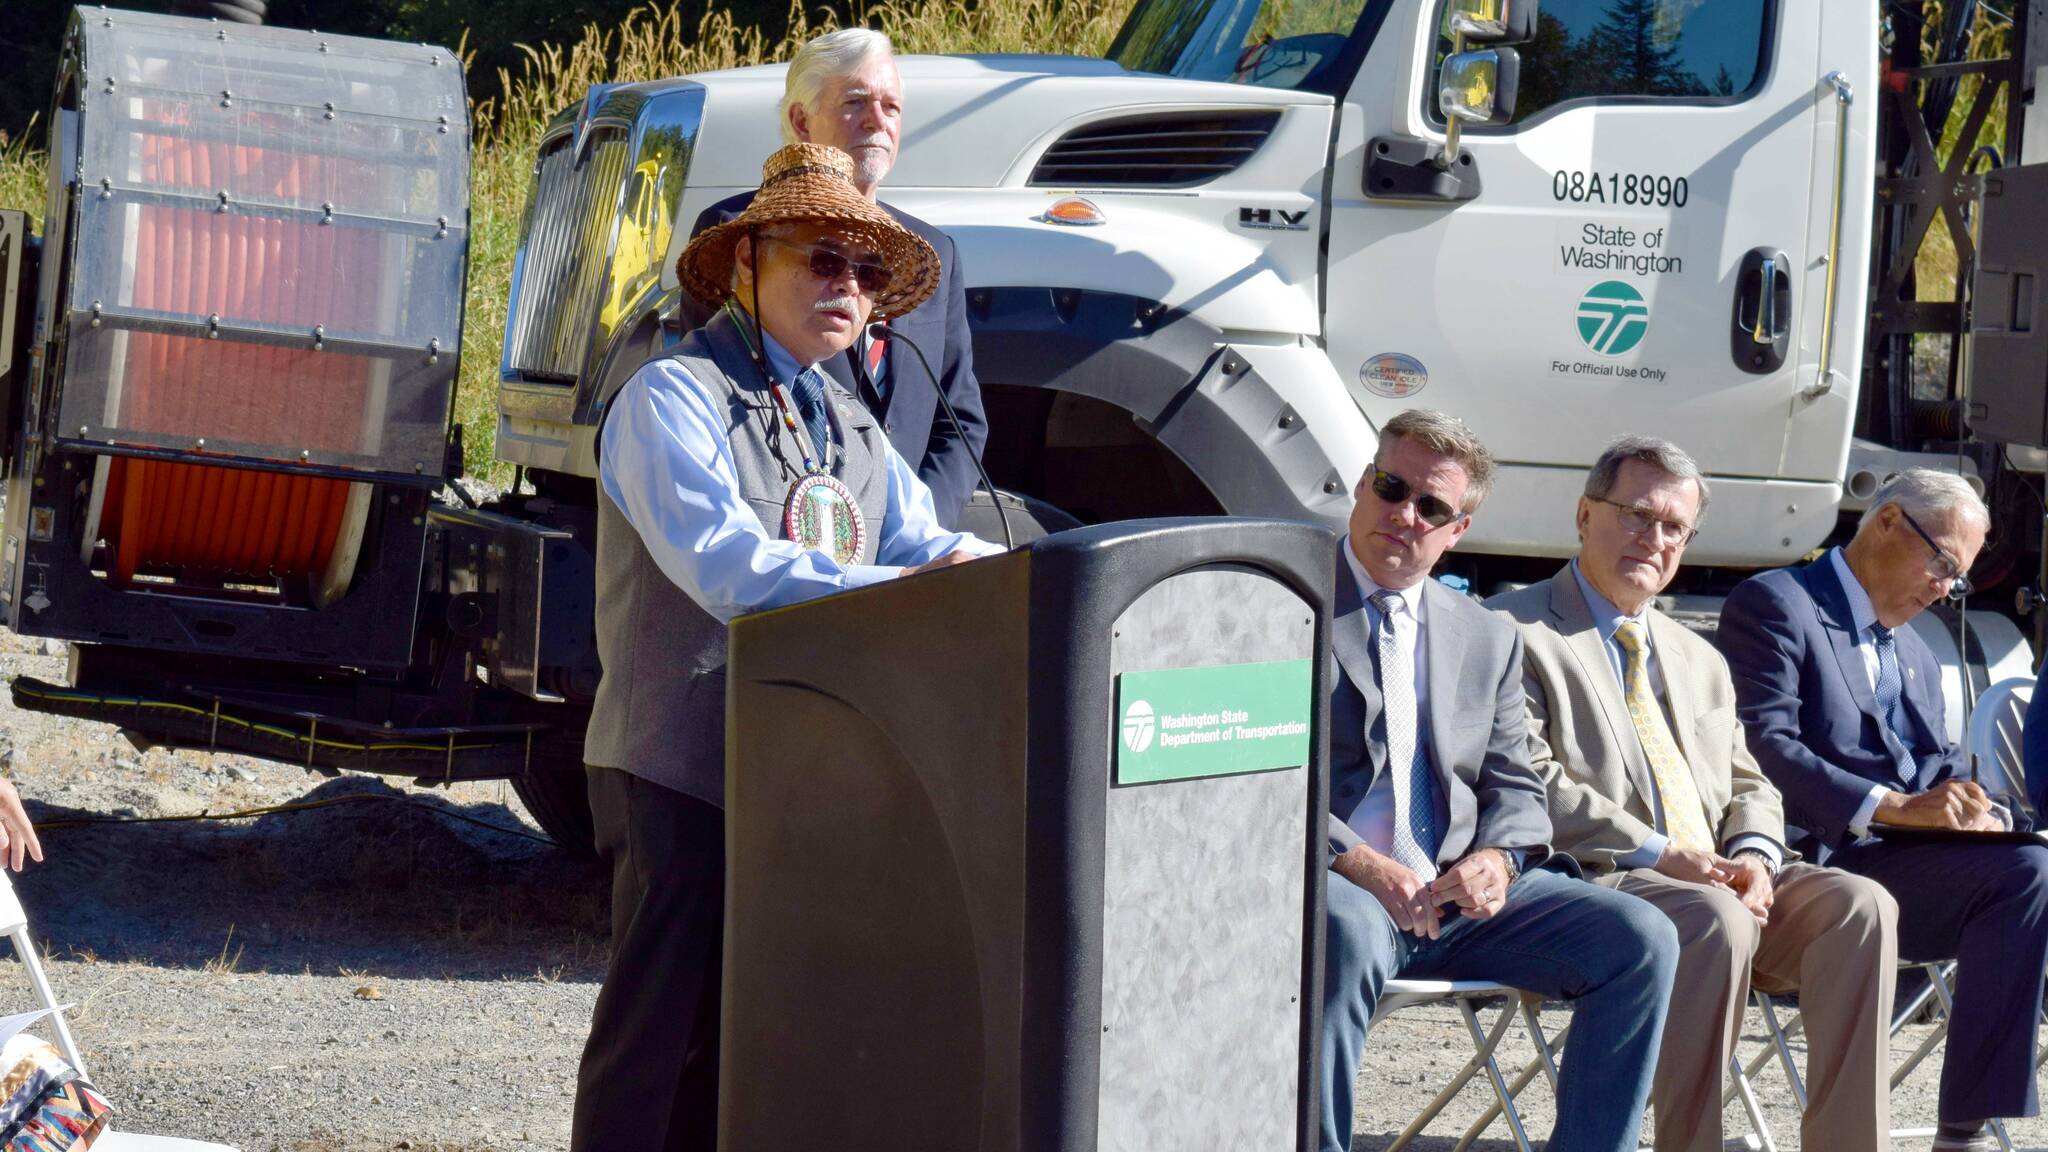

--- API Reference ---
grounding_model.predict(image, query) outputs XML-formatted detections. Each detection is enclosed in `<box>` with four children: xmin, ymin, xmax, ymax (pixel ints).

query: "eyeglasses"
<box><xmin>1588</xmin><ymin>496</ymin><xmax>1699</xmax><ymax>545</ymax></box>
<box><xmin>1368</xmin><ymin>467</ymin><xmax>1464</xmax><ymax>529</ymax></box>
<box><xmin>1898</xmin><ymin>508</ymin><xmax>1974</xmax><ymax>597</ymax></box>
<box><xmin>758</xmin><ymin>236</ymin><xmax>891</xmax><ymax>295</ymax></box>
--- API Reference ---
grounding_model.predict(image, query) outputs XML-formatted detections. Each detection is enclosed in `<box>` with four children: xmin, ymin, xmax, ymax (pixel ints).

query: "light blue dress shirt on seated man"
<box><xmin>600</xmin><ymin>323</ymin><xmax>1003</xmax><ymax>623</ymax></box>
<box><xmin>1569</xmin><ymin>560</ymin><xmax>1784</xmax><ymax>869</ymax></box>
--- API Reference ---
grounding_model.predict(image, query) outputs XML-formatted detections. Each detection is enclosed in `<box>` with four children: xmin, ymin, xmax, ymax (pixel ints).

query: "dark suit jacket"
<box><xmin>1718</xmin><ymin>553</ymin><xmax>2022</xmax><ymax>862</ymax></box>
<box><xmin>1326</xmin><ymin>553</ymin><xmax>1556</xmax><ymax>872</ymax></box>
<box><xmin>2025</xmin><ymin>663</ymin><xmax>2048</xmax><ymax>815</ymax></box>
<box><xmin>689</xmin><ymin>193</ymin><xmax>989</xmax><ymax>529</ymax></box>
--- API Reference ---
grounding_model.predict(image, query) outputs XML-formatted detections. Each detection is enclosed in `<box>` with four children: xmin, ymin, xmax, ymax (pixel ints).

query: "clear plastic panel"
<box><xmin>59</xmin><ymin>7</ymin><xmax>468</xmax><ymax>478</ymax></box>
<box><xmin>61</xmin><ymin>322</ymin><xmax>454</xmax><ymax>475</ymax></box>
<box><xmin>68</xmin><ymin>190</ymin><xmax>462</xmax><ymax>345</ymax></box>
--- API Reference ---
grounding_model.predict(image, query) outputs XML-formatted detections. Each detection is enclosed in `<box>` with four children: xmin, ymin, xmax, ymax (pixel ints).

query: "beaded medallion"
<box><xmin>783</xmin><ymin>473</ymin><xmax>866</xmax><ymax>565</ymax></box>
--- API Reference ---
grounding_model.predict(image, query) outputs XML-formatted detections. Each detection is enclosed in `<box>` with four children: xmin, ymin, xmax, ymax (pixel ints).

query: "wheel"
<box><xmin>512</xmin><ymin>763</ymin><xmax>598</xmax><ymax>858</ymax></box>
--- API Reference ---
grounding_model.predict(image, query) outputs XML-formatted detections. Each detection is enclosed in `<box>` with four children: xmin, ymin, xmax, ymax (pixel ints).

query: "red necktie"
<box><xmin>864</xmin><ymin>334</ymin><xmax>888</xmax><ymax>380</ymax></box>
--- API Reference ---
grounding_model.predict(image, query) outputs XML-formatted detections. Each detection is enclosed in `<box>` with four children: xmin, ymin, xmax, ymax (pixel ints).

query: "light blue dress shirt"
<box><xmin>1569</xmin><ymin>562</ymin><xmax>1782</xmax><ymax>870</ymax></box>
<box><xmin>600</xmin><ymin>323</ymin><xmax>1003</xmax><ymax>625</ymax></box>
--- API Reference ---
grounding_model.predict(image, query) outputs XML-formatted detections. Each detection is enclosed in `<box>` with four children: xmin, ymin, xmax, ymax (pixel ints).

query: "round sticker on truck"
<box><xmin>1360</xmin><ymin>353</ymin><xmax>1429</xmax><ymax>398</ymax></box>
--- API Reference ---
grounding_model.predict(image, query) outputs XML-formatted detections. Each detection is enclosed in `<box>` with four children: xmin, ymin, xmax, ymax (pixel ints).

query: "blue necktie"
<box><xmin>1370</xmin><ymin>590</ymin><xmax>1438</xmax><ymax>879</ymax></box>
<box><xmin>789</xmin><ymin>368</ymin><xmax>832</xmax><ymax>465</ymax></box>
<box><xmin>1872</xmin><ymin>625</ymin><xmax>1914</xmax><ymax>783</ymax></box>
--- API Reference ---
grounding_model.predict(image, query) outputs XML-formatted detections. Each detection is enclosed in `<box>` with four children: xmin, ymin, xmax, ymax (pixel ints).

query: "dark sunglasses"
<box><xmin>759</xmin><ymin>235</ymin><xmax>891</xmax><ymax>295</ymax></box>
<box><xmin>1368</xmin><ymin>467</ymin><xmax>1463</xmax><ymax>529</ymax></box>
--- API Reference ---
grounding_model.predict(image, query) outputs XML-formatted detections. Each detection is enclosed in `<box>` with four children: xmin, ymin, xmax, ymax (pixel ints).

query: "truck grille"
<box><xmin>505</xmin><ymin>129</ymin><xmax>630</xmax><ymax>382</ymax></box>
<box><xmin>1029</xmin><ymin>110</ymin><xmax>1281</xmax><ymax>188</ymax></box>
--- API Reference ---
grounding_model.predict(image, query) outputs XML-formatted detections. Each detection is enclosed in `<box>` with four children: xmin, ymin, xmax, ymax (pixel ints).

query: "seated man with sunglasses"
<box><xmin>575</xmin><ymin>142</ymin><xmax>1003</xmax><ymax>1152</ymax></box>
<box><xmin>1490</xmin><ymin>437</ymin><xmax>1897</xmax><ymax>1152</ymax></box>
<box><xmin>1321</xmin><ymin>409</ymin><xmax>1678</xmax><ymax>1152</ymax></box>
<box><xmin>1720</xmin><ymin>467</ymin><xmax>2048</xmax><ymax>1152</ymax></box>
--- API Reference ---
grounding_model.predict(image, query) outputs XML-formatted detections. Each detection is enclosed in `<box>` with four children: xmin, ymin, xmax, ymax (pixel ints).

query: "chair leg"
<box><xmin>1386</xmin><ymin>996</ymin><xmax>1522</xmax><ymax>1152</ymax></box>
<box><xmin>8</xmin><ymin>927</ymin><xmax>85</xmax><ymax>1080</ymax></box>
<box><xmin>1453</xmin><ymin>998</ymin><xmax>1535</xmax><ymax>1152</ymax></box>
<box><xmin>1456</xmin><ymin>1010</ymin><xmax>1567</xmax><ymax>1145</ymax></box>
<box><xmin>1893</xmin><ymin>963</ymin><xmax>1955</xmax><ymax>1091</ymax></box>
<box><xmin>1725</xmin><ymin>1050</ymin><xmax>1779</xmax><ymax>1152</ymax></box>
<box><xmin>1757</xmin><ymin>991</ymin><xmax>1809</xmax><ymax>1112</ymax></box>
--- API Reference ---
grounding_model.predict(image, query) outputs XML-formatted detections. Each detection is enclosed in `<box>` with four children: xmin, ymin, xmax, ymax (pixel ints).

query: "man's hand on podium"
<box><xmin>903</xmin><ymin>550</ymin><xmax>981</xmax><ymax>577</ymax></box>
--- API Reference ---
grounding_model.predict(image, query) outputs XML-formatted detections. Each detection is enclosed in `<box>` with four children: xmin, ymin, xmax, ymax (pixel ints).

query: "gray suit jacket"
<box><xmin>1326</xmin><ymin>555</ymin><xmax>1555</xmax><ymax>871</ymax></box>
<box><xmin>1488</xmin><ymin>569</ymin><xmax>1787</xmax><ymax>875</ymax></box>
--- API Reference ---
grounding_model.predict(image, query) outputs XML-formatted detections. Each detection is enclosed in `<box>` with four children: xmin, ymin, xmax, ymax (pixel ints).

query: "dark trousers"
<box><xmin>571</xmin><ymin>766</ymin><xmax>724</xmax><ymax>1152</ymax></box>
<box><xmin>1834</xmin><ymin>837</ymin><xmax>2048</xmax><ymax>1122</ymax></box>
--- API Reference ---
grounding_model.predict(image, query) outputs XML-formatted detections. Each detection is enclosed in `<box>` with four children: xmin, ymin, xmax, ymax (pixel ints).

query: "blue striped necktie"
<box><xmin>789</xmin><ymin>367</ymin><xmax>833</xmax><ymax>465</ymax></box>
<box><xmin>1871</xmin><ymin>625</ymin><xmax>1915</xmax><ymax>782</ymax></box>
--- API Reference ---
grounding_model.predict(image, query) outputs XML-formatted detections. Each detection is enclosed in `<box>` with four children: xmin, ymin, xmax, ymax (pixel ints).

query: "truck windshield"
<box><xmin>1108</xmin><ymin>0</ymin><xmax>1370</xmax><ymax>92</ymax></box>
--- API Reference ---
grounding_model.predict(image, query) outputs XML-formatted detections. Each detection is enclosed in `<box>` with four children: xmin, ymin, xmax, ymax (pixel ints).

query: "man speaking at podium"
<box><xmin>571</xmin><ymin>142</ymin><xmax>1002</xmax><ymax>1152</ymax></box>
<box><xmin>1320</xmin><ymin>410</ymin><xmax>1678</xmax><ymax>1152</ymax></box>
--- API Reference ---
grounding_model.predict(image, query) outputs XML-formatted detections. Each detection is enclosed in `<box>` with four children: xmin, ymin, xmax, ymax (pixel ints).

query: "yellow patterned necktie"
<box><xmin>1614</xmin><ymin>620</ymin><xmax>1714</xmax><ymax>852</ymax></box>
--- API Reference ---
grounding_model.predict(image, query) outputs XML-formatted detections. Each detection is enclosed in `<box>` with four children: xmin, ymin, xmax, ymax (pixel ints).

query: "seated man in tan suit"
<box><xmin>1488</xmin><ymin>436</ymin><xmax>1899</xmax><ymax>1152</ymax></box>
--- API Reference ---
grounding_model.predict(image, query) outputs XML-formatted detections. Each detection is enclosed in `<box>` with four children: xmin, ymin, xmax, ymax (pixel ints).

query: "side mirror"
<box><xmin>1446</xmin><ymin>0</ymin><xmax>1539</xmax><ymax>45</ymax></box>
<box><xmin>1439</xmin><ymin>47</ymin><xmax>1521</xmax><ymax>126</ymax></box>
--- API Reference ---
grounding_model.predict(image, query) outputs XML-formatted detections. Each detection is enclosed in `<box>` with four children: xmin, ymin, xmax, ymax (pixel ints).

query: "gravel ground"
<box><xmin>0</xmin><ymin>625</ymin><xmax>2041</xmax><ymax>1149</ymax></box>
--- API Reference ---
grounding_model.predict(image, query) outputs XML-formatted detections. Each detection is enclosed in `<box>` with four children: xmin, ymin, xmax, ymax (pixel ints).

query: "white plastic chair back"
<box><xmin>1969</xmin><ymin>676</ymin><xmax>2035</xmax><ymax>815</ymax></box>
<box><xmin>0</xmin><ymin>870</ymin><xmax>237</xmax><ymax>1151</ymax></box>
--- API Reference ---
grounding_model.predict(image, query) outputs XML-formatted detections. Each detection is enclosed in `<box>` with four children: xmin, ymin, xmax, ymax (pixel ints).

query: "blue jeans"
<box><xmin>1322</xmin><ymin>865</ymin><xmax>1679</xmax><ymax>1152</ymax></box>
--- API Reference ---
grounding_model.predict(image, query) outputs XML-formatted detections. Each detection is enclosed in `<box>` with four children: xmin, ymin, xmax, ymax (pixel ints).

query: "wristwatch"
<box><xmin>1731</xmin><ymin>846</ymin><xmax>1781</xmax><ymax>882</ymax></box>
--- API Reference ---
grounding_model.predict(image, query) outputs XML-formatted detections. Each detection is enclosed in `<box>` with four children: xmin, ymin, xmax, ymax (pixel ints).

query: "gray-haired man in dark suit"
<box><xmin>1320</xmin><ymin>409</ymin><xmax>1678</xmax><ymax>1152</ymax></box>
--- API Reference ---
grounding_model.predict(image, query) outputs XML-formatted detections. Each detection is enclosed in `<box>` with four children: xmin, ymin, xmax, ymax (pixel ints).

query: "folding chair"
<box><xmin>0</xmin><ymin>868</ymin><xmax>238</xmax><ymax>1152</ymax></box>
<box><xmin>1725</xmin><ymin>960</ymin><xmax>2014</xmax><ymax>1152</ymax></box>
<box><xmin>1367</xmin><ymin>978</ymin><xmax>1561</xmax><ymax>1152</ymax></box>
<box><xmin>1968</xmin><ymin>676</ymin><xmax>2035</xmax><ymax>820</ymax></box>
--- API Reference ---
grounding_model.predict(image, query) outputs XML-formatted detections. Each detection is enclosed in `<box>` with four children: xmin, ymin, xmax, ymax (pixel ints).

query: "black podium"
<box><xmin>722</xmin><ymin>518</ymin><xmax>1335</xmax><ymax>1151</ymax></box>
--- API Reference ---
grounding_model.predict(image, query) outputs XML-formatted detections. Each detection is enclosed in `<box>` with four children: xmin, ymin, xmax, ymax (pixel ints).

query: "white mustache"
<box><xmin>846</xmin><ymin>132</ymin><xmax>893</xmax><ymax>151</ymax></box>
<box><xmin>815</xmin><ymin>296</ymin><xmax>861</xmax><ymax>314</ymax></box>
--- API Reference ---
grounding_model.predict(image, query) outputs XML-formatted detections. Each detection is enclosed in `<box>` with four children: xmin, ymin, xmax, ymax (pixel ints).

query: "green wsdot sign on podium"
<box><xmin>1116</xmin><ymin>659</ymin><xmax>1312</xmax><ymax>784</ymax></box>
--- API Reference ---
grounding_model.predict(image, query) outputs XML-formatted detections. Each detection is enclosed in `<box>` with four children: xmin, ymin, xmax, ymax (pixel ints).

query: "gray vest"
<box><xmin>586</xmin><ymin>309</ymin><xmax>890</xmax><ymax>805</ymax></box>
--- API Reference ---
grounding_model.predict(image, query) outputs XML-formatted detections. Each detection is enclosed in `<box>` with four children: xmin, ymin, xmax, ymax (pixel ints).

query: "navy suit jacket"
<box><xmin>1325</xmin><ymin>555</ymin><xmax>1557</xmax><ymax>873</ymax></box>
<box><xmin>688</xmin><ymin>193</ymin><xmax>989</xmax><ymax>529</ymax></box>
<box><xmin>1718</xmin><ymin>554</ymin><xmax>2019</xmax><ymax>862</ymax></box>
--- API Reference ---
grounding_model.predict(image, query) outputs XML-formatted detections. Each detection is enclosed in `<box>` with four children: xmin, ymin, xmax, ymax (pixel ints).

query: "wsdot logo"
<box><xmin>1121</xmin><ymin>700</ymin><xmax>1156</xmax><ymax>753</ymax></box>
<box><xmin>1576</xmin><ymin>279</ymin><xmax>1650</xmax><ymax>356</ymax></box>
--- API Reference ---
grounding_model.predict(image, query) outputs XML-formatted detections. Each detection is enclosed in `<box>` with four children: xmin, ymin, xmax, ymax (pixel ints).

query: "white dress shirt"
<box><xmin>1571</xmin><ymin>562</ymin><xmax>1782</xmax><ymax>870</ymax></box>
<box><xmin>1340</xmin><ymin>540</ymin><xmax>1449</xmax><ymax>855</ymax></box>
<box><xmin>600</xmin><ymin>324</ymin><xmax>1003</xmax><ymax>624</ymax></box>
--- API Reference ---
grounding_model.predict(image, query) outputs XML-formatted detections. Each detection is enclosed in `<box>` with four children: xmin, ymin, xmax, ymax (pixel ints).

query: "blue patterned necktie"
<box><xmin>1370</xmin><ymin>590</ymin><xmax>1438</xmax><ymax>880</ymax></box>
<box><xmin>788</xmin><ymin>367</ymin><xmax>833</xmax><ymax>467</ymax></box>
<box><xmin>1871</xmin><ymin>625</ymin><xmax>1915</xmax><ymax>783</ymax></box>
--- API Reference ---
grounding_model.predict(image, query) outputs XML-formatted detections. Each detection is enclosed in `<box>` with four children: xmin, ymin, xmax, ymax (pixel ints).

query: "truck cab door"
<box><xmin>1323</xmin><ymin>0</ymin><xmax>1877</xmax><ymax>565</ymax></box>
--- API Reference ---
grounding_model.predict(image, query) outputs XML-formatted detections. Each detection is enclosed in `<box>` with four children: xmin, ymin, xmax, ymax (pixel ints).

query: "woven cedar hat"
<box><xmin>678</xmin><ymin>143</ymin><xmax>940</xmax><ymax>318</ymax></box>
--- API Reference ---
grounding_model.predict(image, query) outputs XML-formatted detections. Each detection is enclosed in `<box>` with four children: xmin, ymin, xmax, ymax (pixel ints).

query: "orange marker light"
<box><xmin>1041</xmin><ymin>196</ymin><xmax>1107</xmax><ymax>226</ymax></box>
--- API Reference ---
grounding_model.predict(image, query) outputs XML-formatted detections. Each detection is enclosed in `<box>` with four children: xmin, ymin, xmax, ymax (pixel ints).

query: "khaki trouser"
<box><xmin>1602</xmin><ymin>863</ymin><xmax>1899</xmax><ymax>1152</ymax></box>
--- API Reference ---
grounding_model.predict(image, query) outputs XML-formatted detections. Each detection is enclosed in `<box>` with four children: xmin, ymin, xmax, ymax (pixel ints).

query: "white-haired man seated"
<box><xmin>690</xmin><ymin>28</ymin><xmax>990</xmax><ymax>530</ymax></box>
<box><xmin>1720</xmin><ymin>468</ymin><xmax>2048</xmax><ymax>1151</ymax></box>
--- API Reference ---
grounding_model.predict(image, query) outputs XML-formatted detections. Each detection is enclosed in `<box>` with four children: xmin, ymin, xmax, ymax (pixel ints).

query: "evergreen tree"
<box><xmin>1579</xmin><ymin>0</ymin><xmax>1703</xmax><ymax>97</ymax></box>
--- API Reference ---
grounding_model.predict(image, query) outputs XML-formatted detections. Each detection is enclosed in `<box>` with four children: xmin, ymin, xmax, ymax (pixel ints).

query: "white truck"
<box><xmin>8</xmin><ymin>0</ymin><xmax>2041</xmax><ymax>851</ymax></box>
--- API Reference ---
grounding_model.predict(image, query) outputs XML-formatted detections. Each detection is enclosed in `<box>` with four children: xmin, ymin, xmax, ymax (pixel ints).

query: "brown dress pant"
<box><xmin>1601</xmin><ymin>863</ymin><xmax>1898</xmax><ymax>1152</ymax></box>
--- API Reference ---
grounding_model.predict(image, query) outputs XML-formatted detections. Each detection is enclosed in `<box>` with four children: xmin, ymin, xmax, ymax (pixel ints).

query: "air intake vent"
<box><xmin>506</xmin><ymin>128</ymin><xmax>631</xmax><ymax>383</ymax></box>
<box><xmin>1029</xmin><ymin>110</ymin><xmax>1281</xmax><ymax>188</ymax></box>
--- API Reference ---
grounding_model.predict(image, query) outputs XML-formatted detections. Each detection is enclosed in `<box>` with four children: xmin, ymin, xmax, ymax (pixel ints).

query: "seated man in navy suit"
<box><xmin>1720</xmin><ymin>467</ymin><xmax>2048</xmax><ymax>1152</ymax></box>
<box><xmin>2025</xmin><ymin>661</ymin><xmax>2048</xmax><ymax>815</ymax></box>
<box><xmin>1321</xmin><ymin>409</ymin><xmax>1678</xmax><ymax>1152</ymax></box>
<box><xmin>689</xmin><ymin>28</ymin><xmax>988</xmax><ymax>529</ymax></box>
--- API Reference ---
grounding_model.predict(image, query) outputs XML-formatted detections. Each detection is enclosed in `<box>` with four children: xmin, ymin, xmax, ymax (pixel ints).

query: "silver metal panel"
<box><xmin>1098</xmin><ymin>567</ymin><xmax>1312</xmax><ymax>1150</ymax></box>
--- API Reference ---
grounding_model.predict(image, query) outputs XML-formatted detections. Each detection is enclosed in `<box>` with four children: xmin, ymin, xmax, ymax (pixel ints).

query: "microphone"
<box><xmin>866</xmin><ymin>322</ymin><xmax>1012</xmax><ymax>551</ymax></box>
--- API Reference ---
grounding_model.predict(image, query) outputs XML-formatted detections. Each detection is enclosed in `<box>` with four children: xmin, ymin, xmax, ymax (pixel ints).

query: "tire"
<box><xmin>512</xmin><ymin>763</ymin><xmax>598</xmax><ymax>858</ymax></box>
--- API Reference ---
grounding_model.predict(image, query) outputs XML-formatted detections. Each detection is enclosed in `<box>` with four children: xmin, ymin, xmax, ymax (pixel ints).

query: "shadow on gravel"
<box><xmin>12</xmin><ymin>776</ymin><xmax>610</xmax><ymax>982</ymax></box>
<box><xmin>1353</xmin><ymin>1139</ymin><xmax>1527</xmax><ymax>1151</ymax></box>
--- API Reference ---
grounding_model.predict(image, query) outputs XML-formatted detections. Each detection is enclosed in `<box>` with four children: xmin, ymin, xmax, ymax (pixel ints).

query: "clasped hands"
<box><xmin>1335</xmin><ymin>844</ymin><xmax>1512</xmax><ymax>940</ymax></box>
<box><xmin>1653</xmin><ymin>842</ymin><xmax>1774</xmax><ymax>926</ymax></box>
